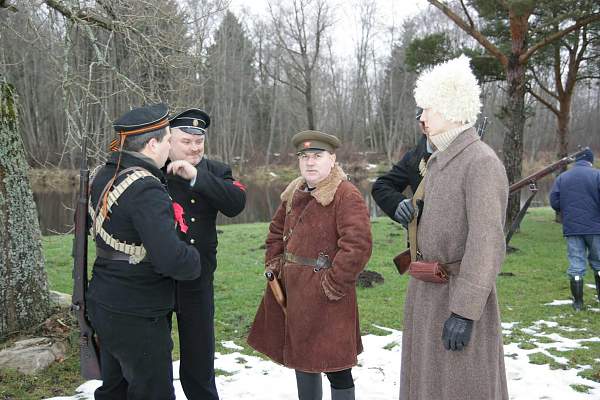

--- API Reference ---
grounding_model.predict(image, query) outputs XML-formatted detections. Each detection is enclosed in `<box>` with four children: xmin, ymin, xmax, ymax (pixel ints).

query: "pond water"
<box><xmin>32</xmin><ymin>178</ymin><xmax>553</xmax><ymax>236</ymax></box>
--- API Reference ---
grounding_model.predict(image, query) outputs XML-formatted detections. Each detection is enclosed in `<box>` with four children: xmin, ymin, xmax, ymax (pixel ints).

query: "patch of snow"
<box><xmin>45</xmin><ymin>328</ymin><xmax>600</xmax><ymax>400</ymax></box>
<box><xmin>502</xmin><ymin>322</ymin><xmax>518</xmax><ymax>330</ymax></box>
<box><xmin>545</xmin><ymin>300</ymin><xmax>573</xmax><ymax>306</ymax></box>
<box><xmin>222</xmin><ymin>341</ymin><xmax>244</xmax><ymax>350</ymax></box>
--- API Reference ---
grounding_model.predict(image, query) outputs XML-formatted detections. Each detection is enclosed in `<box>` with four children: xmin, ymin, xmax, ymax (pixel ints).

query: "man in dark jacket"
<box><xmin>87</xmin><ymin>103</ymin><xmax>202</xmax><ymax>400</ymax></box>
<box><xmin>371</xmin><ymin>109</ymin><xmax>431</xmax><ymax>227</ymax></box>
<box><xmin>164</xmin><ymin>108</ymin><xmax>246</xmax><ymax>400</ymax></box>
<box><xmin>550</xmin><ymin>148</ymin><xmax>600</xmax><ymax>311</ymax></box>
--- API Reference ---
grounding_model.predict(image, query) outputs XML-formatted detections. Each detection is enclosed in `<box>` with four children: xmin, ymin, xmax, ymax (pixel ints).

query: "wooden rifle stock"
<box><xmin>72</xmin><ymin>136</ymin><xmax>101</xmax><ymax>379</ymax></box>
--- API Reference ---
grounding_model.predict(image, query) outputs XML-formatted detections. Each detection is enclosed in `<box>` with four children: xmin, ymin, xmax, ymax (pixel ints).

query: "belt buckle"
<box><xmin>313</xmin><ymin>252</ymin><xmax>329</xmax><ymax>272</ymax></box>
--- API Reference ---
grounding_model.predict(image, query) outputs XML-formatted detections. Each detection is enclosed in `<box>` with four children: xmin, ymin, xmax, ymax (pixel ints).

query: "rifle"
<box><xmin>476</xmin><ymin>116</ymin><xmax>488</xmax><ymax>139</ymax></box>
<box><xmin>505</xmin><ymin>147</ymin><xmax>590</xmax><ymax>245</ymax></box>
<box><xmin>71</xmin><ymin>134</ymin><xmax>101</xmax><ymax>379</ymax></box>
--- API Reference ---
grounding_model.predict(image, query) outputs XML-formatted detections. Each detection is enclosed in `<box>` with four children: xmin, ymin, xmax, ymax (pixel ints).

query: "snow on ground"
<box><xmin>45</xmin><ymin>324</ymin><xmax>600</xmax><ymax>400</ymax></box>
<box><xmin>545</xmin><ymin>299</ymin><xmax>575</xmax><ymax>306</ymax></box>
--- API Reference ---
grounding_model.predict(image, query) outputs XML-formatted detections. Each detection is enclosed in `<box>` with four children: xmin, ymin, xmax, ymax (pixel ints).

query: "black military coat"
<box><xmin>87</xmin><ymin>151</ymin><xmax>202</xmax><ymax>317</ymax></box>
<box><xmin>164</xmin><ymin>157</ymin><xmax>246</xmax><ymax>278</ymax></box>
<box><xmin>371</xmin><ymin>134</ymin><xmax>430</xmax><ymax>220</ymax></box>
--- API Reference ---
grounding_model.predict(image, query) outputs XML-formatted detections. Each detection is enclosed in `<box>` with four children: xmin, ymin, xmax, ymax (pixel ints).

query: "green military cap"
<box><xmin>292</xmin><ymin>130</ymin><xmax>341</xmax><ymax>154</ymax></box>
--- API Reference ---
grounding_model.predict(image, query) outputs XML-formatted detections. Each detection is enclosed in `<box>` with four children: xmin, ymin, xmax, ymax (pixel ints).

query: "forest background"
<box><xmin>2</xmin><ymin>0</ymin><xmax>600</xmax><ymax>175</ymax></box>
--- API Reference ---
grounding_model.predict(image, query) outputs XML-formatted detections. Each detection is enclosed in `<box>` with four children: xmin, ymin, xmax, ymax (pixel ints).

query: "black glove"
<box><xmin>442</xmin><ymin>313</ymin><xmax>473</xmax><ymax>351</ymax></box>
<box><xmin>394</xmin><ymin>198</ymin><xmax>415</xmax><ymax>229</ymax></box>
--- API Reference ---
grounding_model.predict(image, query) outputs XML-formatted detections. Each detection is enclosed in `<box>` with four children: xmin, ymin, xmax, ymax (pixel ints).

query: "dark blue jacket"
<box><xmin>549</xmin><ymin>160</ymin><xmax>600</xmax><ymax>236</ymax></box>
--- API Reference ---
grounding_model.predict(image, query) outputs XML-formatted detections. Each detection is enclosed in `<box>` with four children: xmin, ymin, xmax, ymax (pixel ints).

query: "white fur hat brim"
<box><xmin>414</xmin><ymin>55</ymin><xmax>481</xmax><ymax>123</ymax></box>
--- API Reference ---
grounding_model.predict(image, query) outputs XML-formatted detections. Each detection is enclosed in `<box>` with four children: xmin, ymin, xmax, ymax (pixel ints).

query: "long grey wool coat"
<box><xmin>400</xmin><ymin>129</ymin><xmax>509</xmax><ymax>400</ymax></box>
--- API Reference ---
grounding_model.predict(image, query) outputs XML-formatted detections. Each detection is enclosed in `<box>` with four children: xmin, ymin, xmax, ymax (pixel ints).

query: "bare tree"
<box><xmin>267</xmin><ymin>0</ymin><xmax>332</xmax><ymax>130</ymax></box>
<box><xmin>528</xmin><ymin>4</ymin><xmax>600</xmax><ymax>158</ymax></box>
<box><xmin>425</xmin><ymin>0</ymin><xmax>600</xmax><ymax>223</ymax></box>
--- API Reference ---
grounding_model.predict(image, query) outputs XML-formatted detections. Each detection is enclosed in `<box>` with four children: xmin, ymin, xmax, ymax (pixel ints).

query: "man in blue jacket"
<box><xmin>550</xmin><ymin>148</ymin><xmax>600</xmax><ymax>311</ymax></box>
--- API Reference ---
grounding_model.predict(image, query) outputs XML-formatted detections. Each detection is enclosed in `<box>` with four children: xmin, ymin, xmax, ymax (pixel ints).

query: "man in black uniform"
<box><xmin>164</xmin><ymin>108</ymin><xmax>246</xmax><ymax>400</ymax></box>
<box><xmin>371</xmin><ymin>108</ymin><xmax>431</xmax><ymax>227</ymax></box>
<box><xmin>87</xmin><ymin>103</ymin><xmax>202</xmax><ymax>400</ymax></box>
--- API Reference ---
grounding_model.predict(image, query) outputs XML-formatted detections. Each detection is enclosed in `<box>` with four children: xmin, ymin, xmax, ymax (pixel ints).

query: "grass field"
<box><xmin>1</xmin><ymin>207</ymin><xmax>599</xmax><ymax>399</ymax></box>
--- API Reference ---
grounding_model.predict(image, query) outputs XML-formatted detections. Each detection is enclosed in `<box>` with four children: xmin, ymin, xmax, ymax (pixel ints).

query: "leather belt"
<box><xmin>96</xmin><ymin>246</ymin><xmax>149</xmax><ymax>263</ymax></box>
<box><xmin>284</xmin><ymin>252</ymin><xmax>331</xmax><ymax>271</ymax></box>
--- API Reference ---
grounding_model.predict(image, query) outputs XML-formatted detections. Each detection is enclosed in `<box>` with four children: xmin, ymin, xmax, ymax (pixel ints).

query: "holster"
<box><xmin>394</xmin><ymin>250</ymin><xmax>449</xmax><ymax>283</ymax></box>
<box><xmin>393</xmin><ymin>249</ymin><xmax>411</xmax><ymax>274</ymax></box>
<box><xmin>407</xmin><ymin>260</ymin><xmax>448</xmax><ymax>283</ymax></box>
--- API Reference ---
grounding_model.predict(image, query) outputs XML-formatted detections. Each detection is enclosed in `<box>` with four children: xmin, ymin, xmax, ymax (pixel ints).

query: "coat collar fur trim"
<box><xmin>281</xmin><ymin>164</ymin><xmax>348</xmax><ymax>212</ymax></box>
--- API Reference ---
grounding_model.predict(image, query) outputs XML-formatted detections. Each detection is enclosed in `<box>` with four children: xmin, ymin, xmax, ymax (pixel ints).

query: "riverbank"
<box><xmin>27</xmin><ymin>149</ymin><xmax>578</xmax><ymax>191</ymax></box>
<box><xmin>0</xmin><ymin>208</ymin><xmax>599</xmax><ymax>399</ymax></box>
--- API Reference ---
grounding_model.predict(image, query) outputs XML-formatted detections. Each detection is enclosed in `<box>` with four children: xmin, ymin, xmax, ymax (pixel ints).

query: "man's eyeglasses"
<box><xmin>298</xmin><ymin>152</ymin><xmax>326</xmax><ymax>162</ymax></box>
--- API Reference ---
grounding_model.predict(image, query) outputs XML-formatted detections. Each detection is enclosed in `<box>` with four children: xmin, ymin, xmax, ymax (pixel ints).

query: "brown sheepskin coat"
<box><xmin>400</xmin><ymin>129</ymin><xmax>509</xmax><ymax>400</ymax></box>
<box><xmin>247</xmin><ymin>165</ymin><xmax>372</xmax><ymax>372</ymax></box>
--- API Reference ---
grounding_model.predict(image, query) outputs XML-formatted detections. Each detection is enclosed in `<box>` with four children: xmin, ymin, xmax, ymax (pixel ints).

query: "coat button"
<box><xmin>191</xmin><ymin>217</ymin><xmax>196</xmax><ymax>222</ymax></box>
<box><xmin>191</xmin><ymin>199</ymin><xmax>196</xmax><ymax>204</ymax></box>
<box><xmin>190</xmin><ymin>239</ymin><xmax>195</xmax><ymax>244</ymax></box>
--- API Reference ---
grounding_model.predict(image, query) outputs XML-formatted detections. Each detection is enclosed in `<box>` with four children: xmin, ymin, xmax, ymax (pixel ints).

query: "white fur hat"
<box><xmin>413</xmin><ymin>55</ymin><xmax>481</xmax><ymax>123</ymax></box>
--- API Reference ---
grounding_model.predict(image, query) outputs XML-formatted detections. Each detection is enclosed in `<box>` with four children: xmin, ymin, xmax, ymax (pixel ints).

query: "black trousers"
<box><xmin>173</xmin><ymin>275</ymin><xmax>219</xmax><ymax>400</ymax></box>
<box><xmin>325</xmin><ymin>369</ymin><xmax>354</xmax><ymax>389</ymax></box>
<box><xmin>88</xmin><ymin>301</ymin><xmax>174</xmax><ymax>400</ymax></box>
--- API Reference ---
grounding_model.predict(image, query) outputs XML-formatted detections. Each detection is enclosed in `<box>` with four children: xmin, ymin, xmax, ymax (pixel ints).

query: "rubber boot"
<box><xmin>295</xmin><ymin>371</ymin><xmax>322</xmax><ymax>400</ymax></box>
<box><xmin>570</xmin><ymin>275</ymin><xmax>584</xmax><ymax>311</ymax></box>
<box><xmin>594</xmin><ymin>270</ymin><xmax>600</xmax><ymax>302</ymax></box>
<box><xmin>331</xmin><ymin>386</ymin><xmax>355</xmax><ymax>400</ymax></box>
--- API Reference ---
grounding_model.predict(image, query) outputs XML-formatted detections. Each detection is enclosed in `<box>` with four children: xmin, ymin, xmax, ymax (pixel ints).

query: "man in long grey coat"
<box><xmin>399</xmin><ymin>55</ymin><xmax>509</xmax><ymax>400</ymax></box>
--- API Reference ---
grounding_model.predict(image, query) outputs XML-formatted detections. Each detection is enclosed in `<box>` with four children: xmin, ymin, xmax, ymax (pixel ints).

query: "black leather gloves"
<box><xmin>442</xmin><ymin>313</ymin><xmax>473</xmax><ymax>351</ymax></box>
<box><xmin>394</xmin><ymin>198</ymin><xmax>416</xmax><ymax>229</ymax></box>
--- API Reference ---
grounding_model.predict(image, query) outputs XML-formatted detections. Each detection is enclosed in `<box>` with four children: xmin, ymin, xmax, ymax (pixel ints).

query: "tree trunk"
<box><xmin>557</xmin><ymin>98</ymin><xmax>572</xmax><ymax>159</ymax></box>
<box><xmin>305</xmin><ymin>78</ymin><xmax>316</xmax><ymax>130</ymax></box>
<box><xmin>503</xmin><ymin>9</ymin><xmax>530</xmax><ymax>229</ymax></box>
<box><xmin>503</xmin><ymin>54</ymin><xmax>527</xmax><ymax>229</ymax></box>
<box><xmin>0</xmin><ymin>80</ymin><xmax>51</xmax><ymax>340</ymax></box>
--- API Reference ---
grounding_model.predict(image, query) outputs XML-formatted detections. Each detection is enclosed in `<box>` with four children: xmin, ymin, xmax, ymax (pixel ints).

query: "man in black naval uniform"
<box><xmin>87</xmin><ymin>103</ymin><xmax>202</xmax><ymax>400</ymax></box>
<box><xmin>371</xmin><ymin>108</ymin><xmax>431</xmax><ymax>227</ymax></box>
<box><xmin>164</xmin><ymin>108</ymin><xmax>246</xmax><ymax>400</ymax></box>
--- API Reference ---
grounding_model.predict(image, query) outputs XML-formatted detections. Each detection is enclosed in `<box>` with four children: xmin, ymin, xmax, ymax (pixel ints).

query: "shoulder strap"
<box><xmin>282</xmin><ymin>199</ymin><xmax>313</xmax><ymax>244</ymax></box>
<box><xmin>408</xmin><ymin>178</ymin><xmax>425</xmax><ymax>262</ymax></box>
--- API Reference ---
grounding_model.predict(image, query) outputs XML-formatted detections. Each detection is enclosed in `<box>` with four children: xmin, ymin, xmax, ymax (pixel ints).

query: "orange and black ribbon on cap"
<box><xmin>102</xmin><ymin>118</ymin><xmax>170</xmax><ymax>217</ymax></box>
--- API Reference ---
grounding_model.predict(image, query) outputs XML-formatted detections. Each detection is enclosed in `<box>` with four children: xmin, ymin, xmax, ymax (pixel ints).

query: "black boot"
<box><xmin>570</xmin><ymin>276</ymin><xmax>584</xmax><ymax>311</ymax></box>
<box><xmin>594</xmin><ymin>270</ymin><xmax>600</xmax><ymax>302</ymax></box>
<box><xmin>295</xmin><ymin>371</ymin><xmax>322</xmax><ymax>400</ymax></box>
<box><xmin>331</xmin><ymin>387</ymin><xmax>355</xmax><ymax>400</ymax></box>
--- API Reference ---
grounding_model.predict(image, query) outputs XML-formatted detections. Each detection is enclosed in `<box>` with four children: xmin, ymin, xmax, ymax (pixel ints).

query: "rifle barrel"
<box><xmin>509</xmin><ymin>147</ymin><xmax>590</xmax><ymax>194</ymax></box>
